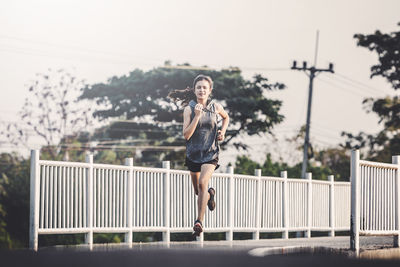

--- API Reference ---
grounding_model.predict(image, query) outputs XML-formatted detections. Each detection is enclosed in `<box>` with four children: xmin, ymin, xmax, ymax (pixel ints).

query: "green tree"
<box><xmin>79</xmin><ymin>63</ymin><xmax>286</xmax><ymax>166</ymax></box>
<box><xmin>0</xmin><ymin>146</ymin><xmax>136</xmax><ymax>249</ymax></box>
<box><xmin>233</xmin><ymin>153</ymin><xmax>334</xmax><ymax>181</ymax></box>
<box><xmin>1</xmin><ymin>69</ymin><xmax>93</xmax><ymax>159</ymax></box>
<box><xmin>343</xmin><ymin>22</ymin><xmax>400</xmax><ymax>162</ymax></box>
<box><xmin>0</xmin><ymin>171</ymin><xmax>12</xmax><ymax>249</ymax></box>
<box><xmin>354</xmin><ymin>23</ymin><xmax>400</xmax><ymax>90</ymax></box>
<box><xmin>0</xmin><ymin>153</ymin><xmax>30</xmax><ymax>248</ymax></box>
<box><xmin>313</xmin><ymin>148</ymin><xmax>350</xmax><ymax>181</ymax></box>
<box><xmin>279</xmin><ymin>125</ymin><xmax>349</xmax><ymax>180</ymax></box>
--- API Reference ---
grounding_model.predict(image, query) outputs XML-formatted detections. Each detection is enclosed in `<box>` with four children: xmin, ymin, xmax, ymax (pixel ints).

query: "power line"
<box><xmin>0</xmin><ymin>34</ymin><xmax>292</xmax><ymax>73</ymax></box>
<box><xmin>0</xmin><ymin>44</ymin><xmax>292</xmax><ymax>73</ymax></box>
<box><xmin>58</xmin><ymin>144</ymin><xmax>185</xmax><ymax>150</ymax></box>
<box><xmin>312</xmin><ymin>138</ymin><xmax>337</xmax><ymax>147</ymax></box>
<box><xmin>0</xmin><ymin>143</ymin><xmax>185</xmax><ymax>151</ymax></box>
<box><xmin>315</xmin><ymin>76</ymin><xmax>366</xmax><ymax>98</ymax></box>
<box><xmin>335</xmin><ymin>72</ymin><xmax>389</xmax><ymax>94</ymax></box>
<box><xmin>239</xmin><ymin>67</ymin><xmax>291</xmax><ymax>71</ymax></box>
<box><xmin>0</xmin><ymin>34</ymin><xmax>161</xmax><ymax>63</ymax></box>
<box><xmin>275</xmin><ymin>124</ymin><xmax>340</xmax><ymax>135</ymax></box>
<box><xmin>311</xmin><ymin>121</ymin><xmax>347</xmax><ymax>133</ymax></box>
<box><xmin>0</xmin><ymin>45</ymin><xmax>147</xmax><ymax>66</ymax></box>
<box><xmin>325</xmin><ymin>75</ymin><xmax>383</xmax><ymax>97</ymax></box>
<box><xmin>311</xmin><ymin>124</ymin><xmax>343</xmax><ymax>136</ymax></box>
<box><xmin>274</xmin><ymin>127</ymin><xmax>344</xmax><ymax>143</ymax></box>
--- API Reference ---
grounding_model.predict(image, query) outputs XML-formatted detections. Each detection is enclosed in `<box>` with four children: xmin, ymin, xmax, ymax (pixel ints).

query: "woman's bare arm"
<box><xmin>182</xmin><ymin>105</ymin><xmax>202</xmax><ymax>140</ymax></box>
<box><xmin>216</xmin><ymin>103</ymin><xmax>229</xmax><ymax>141</ymax></box>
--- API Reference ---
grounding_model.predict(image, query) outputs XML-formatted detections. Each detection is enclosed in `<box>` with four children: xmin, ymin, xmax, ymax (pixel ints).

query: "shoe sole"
<box><xmin>193</xmin><ymin>223</ymin><xmax>203</xmax><ymax>237</ymax></box>
<box><xmin>208</xmin><ymin>188</ymin><xmax>216</xmax><ymax>211</ymax></box>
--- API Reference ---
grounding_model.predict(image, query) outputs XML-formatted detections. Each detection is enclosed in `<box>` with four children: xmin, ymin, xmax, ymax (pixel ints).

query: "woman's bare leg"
<box><xmin>190</xmin><ymin>171</ymin><xmax>200</xmax><ymax>196</ymax></box>
<box><xmin>196</xmin><ymin>164</ymin><xmax>215</xmax><ymax>222</ymax></box>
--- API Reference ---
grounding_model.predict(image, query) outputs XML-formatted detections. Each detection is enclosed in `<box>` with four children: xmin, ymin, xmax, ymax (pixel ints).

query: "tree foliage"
<box><xmin>233</xmin><ymin>152</ymin><xmax>341</xmax><ymax>181</ymax></box>
<box><xmin>354</xmin><ymin>23</ymin><xmax>400</xmax><ymax>90</ymax></box>
<box><xmin>0</xmin><ymin>153</ymin><xmax>30</xmax><ymax>248</ymax></box>
<box><xmin>343</xmin><ymin>23</ymin><xmax>400</xmax><ymax>162</ymax></box>
<box><xmin>0</xmin><ymin>145</ymin><xmax>140</xmax><ymax>249</ymax></box>
<box><xmin>79</xmin><ymin>63</ymin><xmax>286</xmax><ymax>152</ymax></box>
<box><xmin>1</xmin><ymin>69</ymin><xmax>93</xmax><ymax>158</ymax></box>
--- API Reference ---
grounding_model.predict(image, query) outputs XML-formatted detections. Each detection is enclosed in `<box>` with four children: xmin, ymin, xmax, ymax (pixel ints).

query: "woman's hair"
<box><xmin>192</xmin><ymin>74</ymin><xmax>213</xmax><ymax>90</ymax></box>
<box><xmin>168</xmin><ymin>74</ymin><xmax>213</xmax><ymax>106</ymax></box>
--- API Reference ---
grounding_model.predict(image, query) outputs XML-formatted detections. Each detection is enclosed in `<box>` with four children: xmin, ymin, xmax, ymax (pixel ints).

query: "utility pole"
<box><xmin>291</xmin><ymin>31</ymin><xmax>334</xmax><ymax>179</ymax></box>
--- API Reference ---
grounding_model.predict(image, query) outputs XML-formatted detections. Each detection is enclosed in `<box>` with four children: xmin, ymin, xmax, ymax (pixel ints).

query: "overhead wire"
<box><xmin>325</xmin><ymin>74</ymin><xmax>384</xmax><ymax>97</ymax></box>
<box><xmin>2</xmin><ymin>33</ymin><xmax>390</xmax><ymax>156</ymax></box>
<box><xmin>0</xmin><ymin>34</ymin><xmax>161</xmax><ymax>63</ymax></box>
<box><xmin>0</xmin><ymin>34</ymin><xmax>291</xmax><ymax>72</ymax></box>
<box><xmin>315</xmin><ymin>76</ymin><xmax>368</xmax><ymax>98</ymax></box>
<box><xmin>335</xmin><ymin>72</ymin><xmax>389</xmax><ymax>95</ymax></box>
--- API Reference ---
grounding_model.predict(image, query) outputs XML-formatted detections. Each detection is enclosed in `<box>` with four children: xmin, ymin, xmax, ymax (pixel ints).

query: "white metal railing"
<box><xmin>29</xmin><ymin>149</ymin><xmax>350</xmax><ymax>251</ymax></box>
<box><xmin>350</xmin><ymin>150</ymin><xmax>400</xmax><ymax>254</ymax></box>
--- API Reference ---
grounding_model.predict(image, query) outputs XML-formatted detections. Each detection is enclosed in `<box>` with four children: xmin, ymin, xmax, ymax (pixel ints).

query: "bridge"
<box><xmin>28</xmin><ymin>149</ymin><xmax>400</xmax><ymax>257</ymax></box>
<box><xmin>29</xmin><ymin>149</ymin><xmax>350</xmax><ymax>251</ymax></box>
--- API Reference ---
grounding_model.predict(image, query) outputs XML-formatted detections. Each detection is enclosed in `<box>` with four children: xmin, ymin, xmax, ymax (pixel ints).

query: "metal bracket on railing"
<box><xmin>226</xmin><ymin>166</ymin><xmax>234</xmax><ymax>242</ymax></box>
<box><xmin>392</xmin><ymin>155</ymin><xmax>400</xmax><ymax>248</ymax></box>
<box><xmin>254</xmin><ymin>169</ymin><xmax>262</xmax><ymax>240</ymax></box>
<box><xmin>281</xmin><ymin>171</ymin><xmax>288</xmax><ymax>239</ymax></box>
<box><xmin>125</xmin><ymin>158</ymin><xmax>133</xmax><ymax>247</ymax></box>
<box><xmin>328</xmin><ymin>175</ymin><xmax>335</xmax><ymax>237</ymax></box>
<box><xmin>306</xmin><ymin>172</ymin><xmax>312</xmax><ymax>238</ymax></box>
<box><xmin>162</xmin><ymin>161</ymin><xmax>170</xmax><ymax>244</ymax></box>
<box><xmin>85</xmin><ymin>154</ymin><xmax>93</xmax><ymax>250</ymax></box>
<box><xmin>29</xmin><ymin>149</ymin><xmax>40</xmax><ymax>251</ymax></box>
<box><xmin>350</xmin><ymin>150</ymin><xmax>360</xmax><ymax>254</ymax></box>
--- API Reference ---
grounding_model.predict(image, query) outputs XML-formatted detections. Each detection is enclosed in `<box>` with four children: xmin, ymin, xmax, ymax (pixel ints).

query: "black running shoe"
<box><xmin>192</xmin><ymin>219</ymin><xmax>203</xmax><ymax>237</ymax></box>
<box><xmin>207</xmin><ymin>187</ymin><xmax>216</xmax><ymax>211</ymax></box>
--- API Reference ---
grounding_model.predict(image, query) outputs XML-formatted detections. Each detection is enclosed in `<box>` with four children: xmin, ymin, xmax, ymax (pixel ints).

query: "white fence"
<box><xmin>29</xmin><ymin>150</ymin><xmax>350</xmax><ymax>251</ymax></box>
<box><xmin>350</xmin><ymin>150</ymin><xmax>400</xmax><ymax>254</ymax></box>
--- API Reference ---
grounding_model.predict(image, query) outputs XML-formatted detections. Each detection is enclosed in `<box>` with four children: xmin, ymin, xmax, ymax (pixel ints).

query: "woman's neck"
<box><xmin>196</xmin><ymin>98</ymin><xmax>208</xmax><ymax>106</ymax></box>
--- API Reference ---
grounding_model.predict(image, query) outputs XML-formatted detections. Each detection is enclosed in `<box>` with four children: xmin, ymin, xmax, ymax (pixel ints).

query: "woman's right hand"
<box><xmin>194</xmin><ymin>103</ymin><xmax>203</xmax><ymax>118</ymax></box>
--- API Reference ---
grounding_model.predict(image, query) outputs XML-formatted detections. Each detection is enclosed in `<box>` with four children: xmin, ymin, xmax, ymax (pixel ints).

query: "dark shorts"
<box><xmin>185</xmin><ymin>157</ymin><xmax>220</xmax><ymax>173</ymax></box>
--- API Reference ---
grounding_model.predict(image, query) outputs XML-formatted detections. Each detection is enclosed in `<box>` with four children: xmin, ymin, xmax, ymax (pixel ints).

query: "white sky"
<box><xmin>0</xmin><ymin>0</ymin><xmax>399</xmax><ymax>169</ymax></box>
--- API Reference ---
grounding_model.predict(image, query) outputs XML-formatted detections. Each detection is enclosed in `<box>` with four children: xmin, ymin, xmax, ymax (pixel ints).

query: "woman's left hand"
<box><xmin>217</xmin><ymin>130</ymin><xmax>225</xmax><ymax>141</ymax></box>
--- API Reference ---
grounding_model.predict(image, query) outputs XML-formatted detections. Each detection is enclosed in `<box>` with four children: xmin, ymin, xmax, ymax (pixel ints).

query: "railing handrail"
<box><xmin>359</xmin><ymin>159</ymin><xmax>399</xmax><ymax>170</ymax></box>
<box><xmin>29</xmin><ymin>149</ymin><xmax>351</xmax><ymax>251</ymax></box>
<box><xmin>350</xmin><ymin>150</ymin><xmax>400</xmax><ymax>255</ymax></box>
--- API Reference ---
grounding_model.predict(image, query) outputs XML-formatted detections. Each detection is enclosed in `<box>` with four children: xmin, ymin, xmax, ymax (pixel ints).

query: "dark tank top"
<box><xmin>186</xmin><ymin>99</ymin><xmax>219</xmax><ymax>163</ymax></box>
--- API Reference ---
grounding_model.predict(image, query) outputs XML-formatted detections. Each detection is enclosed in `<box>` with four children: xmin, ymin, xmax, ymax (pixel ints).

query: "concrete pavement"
<box><xmin>1</xmin><ymin>236</ymin><xmax>399</xmax><ymax>267</ymax></box>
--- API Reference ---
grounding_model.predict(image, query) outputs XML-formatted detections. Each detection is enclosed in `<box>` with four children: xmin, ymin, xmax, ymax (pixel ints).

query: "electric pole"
<box><xmin>291</xmin><ymin>31</ymin><xmax>334</xmax><ymax>179</ymax></box>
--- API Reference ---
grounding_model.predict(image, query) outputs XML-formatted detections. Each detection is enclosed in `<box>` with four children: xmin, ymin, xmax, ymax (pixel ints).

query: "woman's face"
<box><xmin>194</xmin><ymin>80</ymin><xmax>212</xmax><ymax>101</ymax></box>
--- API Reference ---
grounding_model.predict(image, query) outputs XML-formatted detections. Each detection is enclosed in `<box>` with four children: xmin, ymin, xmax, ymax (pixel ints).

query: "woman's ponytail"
<box><xmin>167</xmin><ymin>87</ymin><xmax>196</xmax><ymax>106</ymax></box>
<box><xmin>167</xmin><ymin>74</ymin><xmax>213</xmax><ymax>106</ymax></box>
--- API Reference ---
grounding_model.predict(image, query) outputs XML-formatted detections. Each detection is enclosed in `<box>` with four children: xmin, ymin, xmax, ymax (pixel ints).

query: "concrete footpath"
<box><xmin>43</xmin><ymin>235</ymin><xmax>399</xmax><ymax>258</ymax></box>
<box><xmin>42</xmin><ymin>236</ymin><xmax>395</xmax><ymax>251</ymax></box>
<box><xmin>1</xmin><ymin>236</ymin><xmax>400</xmax><ymax>267</ymax></box>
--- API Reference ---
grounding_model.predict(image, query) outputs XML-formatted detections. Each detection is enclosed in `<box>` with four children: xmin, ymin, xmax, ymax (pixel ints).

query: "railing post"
<box><xmin>281</xmin><ymin>171</ymin><xmax>288</xmax><ymax>239</ymax></box>
<box><xmin>226</xmin><ymin>166</ymin><xmax>234</xmax><ymax>241</ymax></box>
<box><xmin>125</xmin><ymin>158</ymin><xmax>133</xmax><ymax>247</ymax></box>
<box><xmin>328</xmin><ymin>175</ymin><xmax>335</xmax><ymax>237</ymax></box>
<box><xmin>29</xmin><ymin>149</ymin><xmax>40</xmax><ymax>251</ymax></box>
<box><xmin>306</xmin><ymin>172</ymin><xmax>312</xmax><ymax>238</ymax></box>
<box><xmin>392</xmin><ymin>155</ymin><xmax>400</xmax><ymax>247</ymax></box>
<box><xmin>253</xmin><ymin>169</ymin><xmax>262</xmax><ymax>240</ymax></box>
<box><xmin>85</xmin><ymin>154</ymin><xmax>93</xmax><ymax>250</ymax></box>
<box><xmin>350</xmin><ymin>150</ymin><xmax>360</xmax><ymax>254</ymax></box>
<box><xmin>162</xmin><ymin>161</ymin><xmax>170</xmax><ymax>243</ymax></box>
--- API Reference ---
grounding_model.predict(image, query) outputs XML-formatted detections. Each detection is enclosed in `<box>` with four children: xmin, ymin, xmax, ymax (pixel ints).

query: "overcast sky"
<box><xmin>0</xmin><ymin>0</ymin><xmax>399</xmax><ymax>169</ymax></box>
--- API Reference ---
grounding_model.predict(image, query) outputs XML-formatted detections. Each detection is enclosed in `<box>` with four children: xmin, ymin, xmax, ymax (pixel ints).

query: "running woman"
<box><xmin>168</xmin><ymin>74</ymin><xmax>229</xmax><ymax>237</ymax></box>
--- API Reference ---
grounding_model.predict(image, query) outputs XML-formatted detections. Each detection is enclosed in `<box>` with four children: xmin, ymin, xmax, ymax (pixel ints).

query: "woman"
<box><xmin>168</xmin><ymin>74</ymin><xmax>229</xmax><ymax>237</ymax></box>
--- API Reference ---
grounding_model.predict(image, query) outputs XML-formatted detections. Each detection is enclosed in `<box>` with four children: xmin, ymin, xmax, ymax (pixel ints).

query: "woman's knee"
<box><xmin>198</xmin><ymin>182</ymin><xmax>208</xmax><ymax>193</ymax></box>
